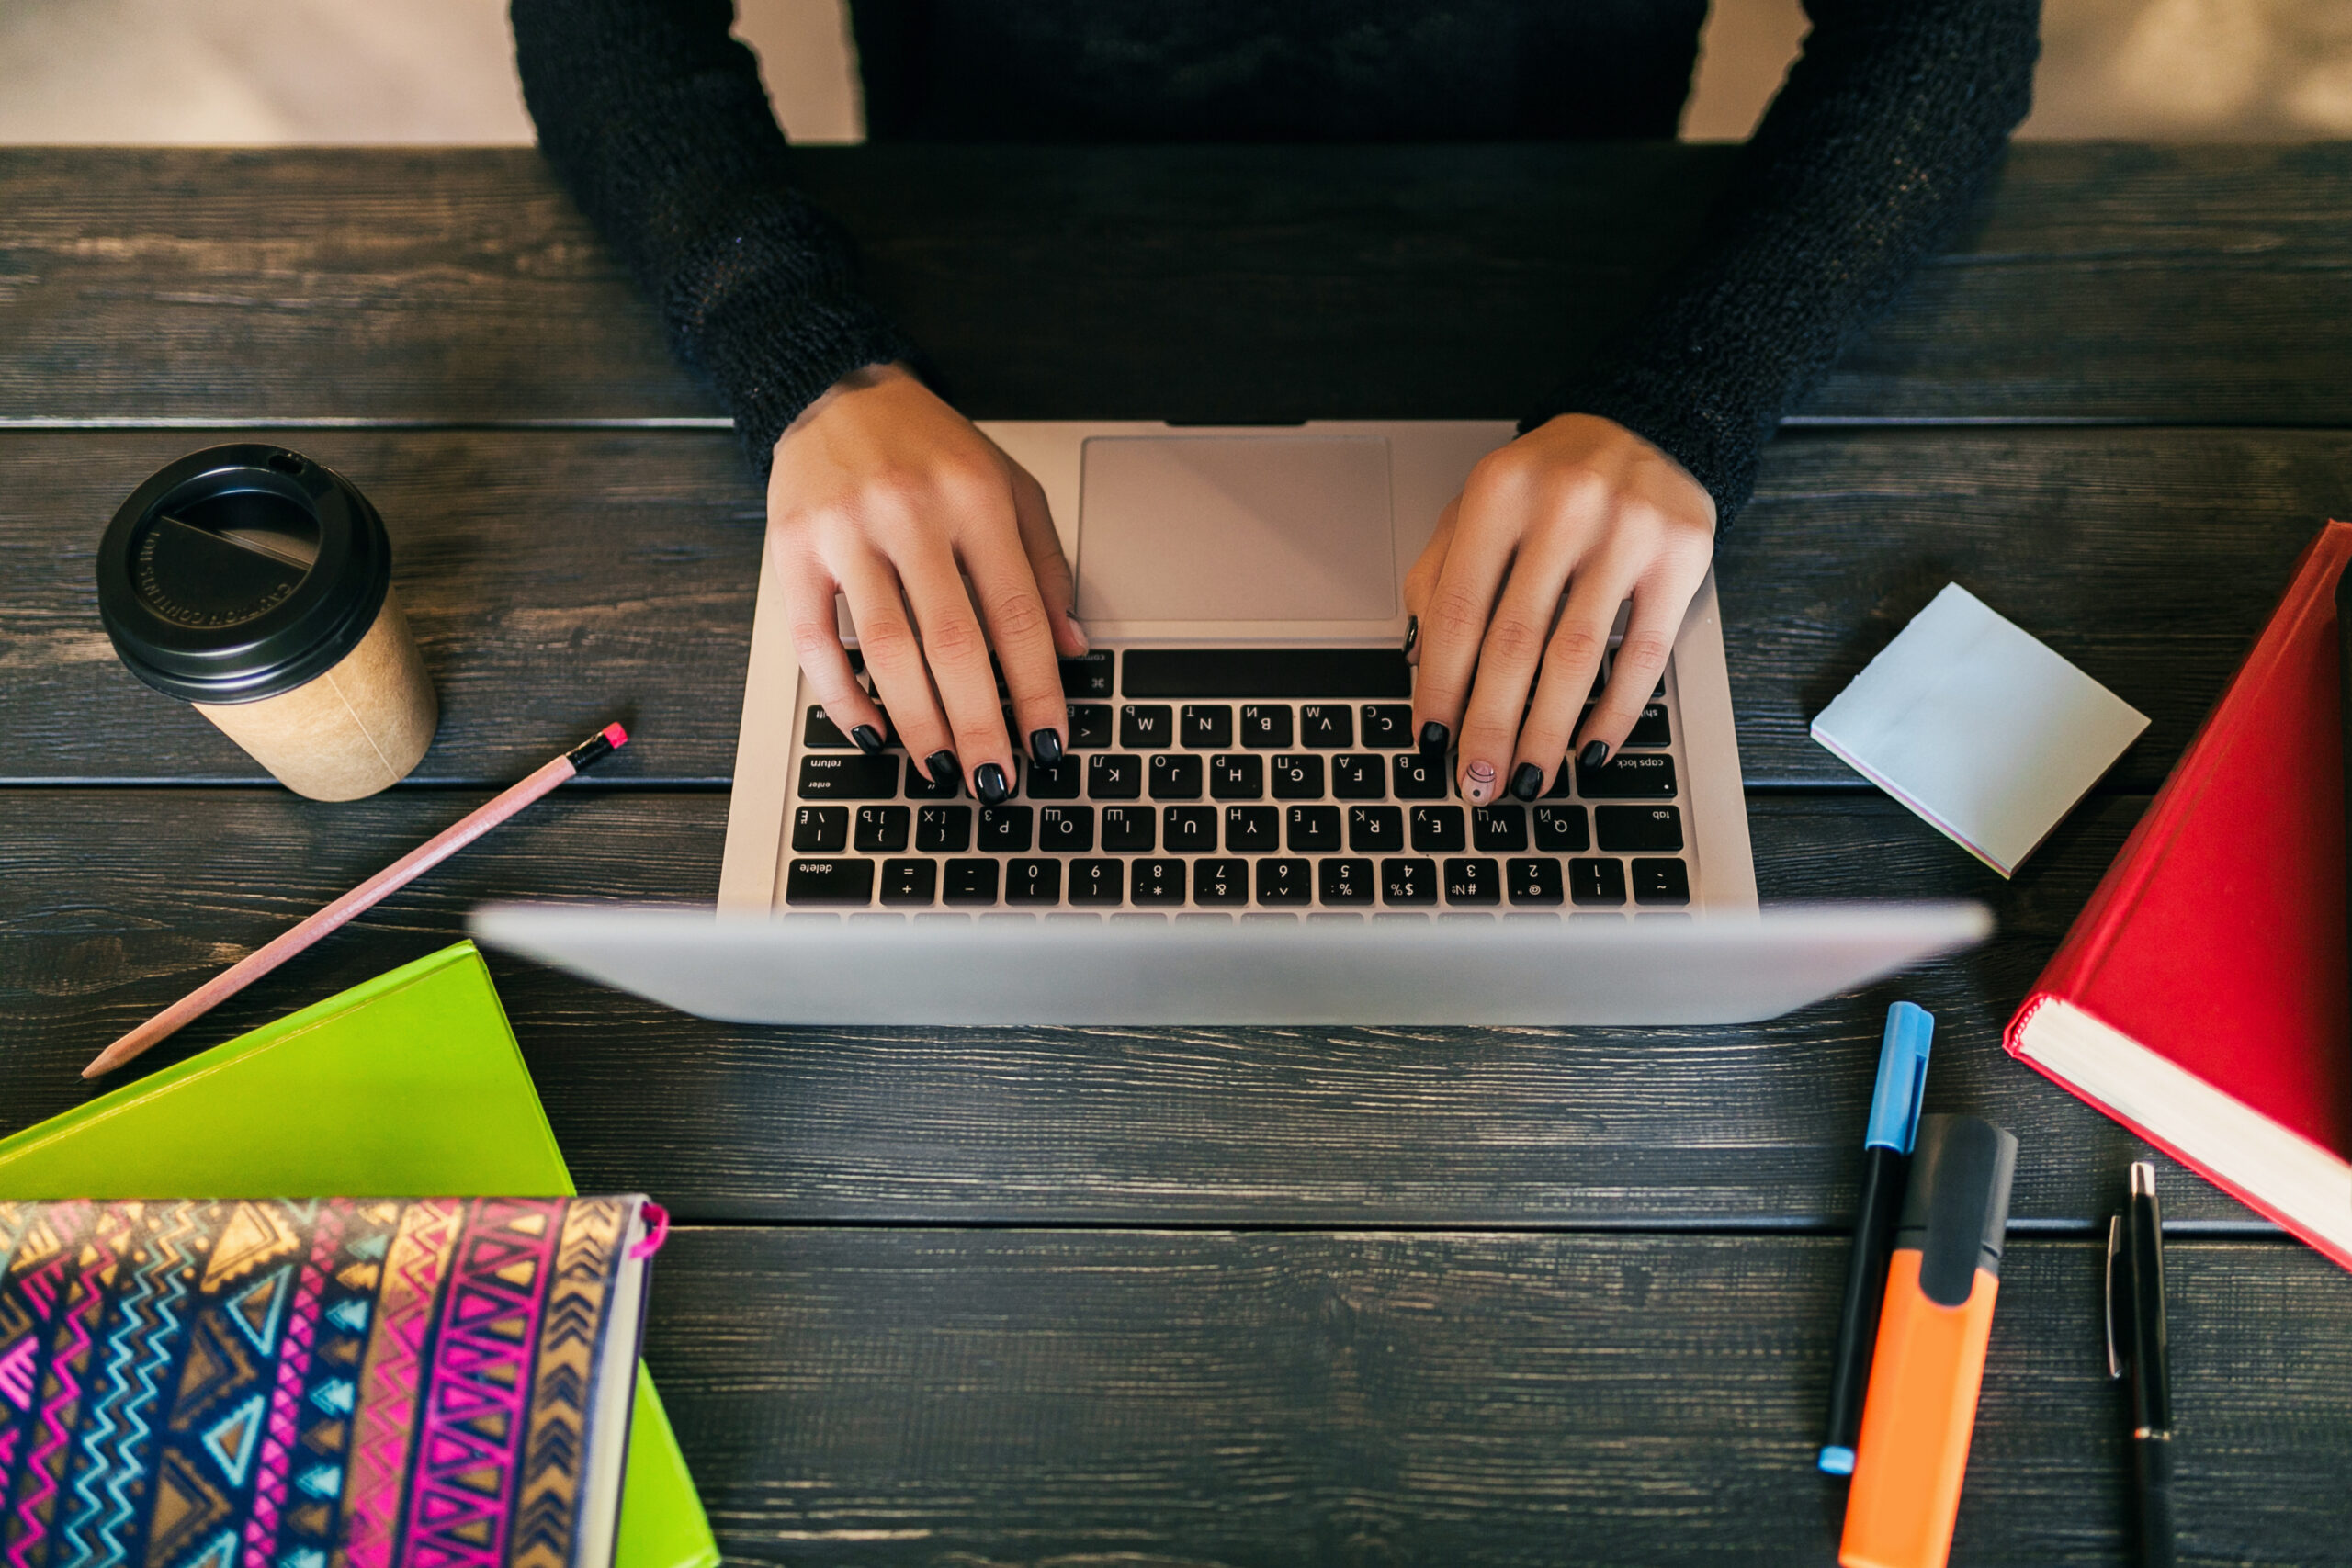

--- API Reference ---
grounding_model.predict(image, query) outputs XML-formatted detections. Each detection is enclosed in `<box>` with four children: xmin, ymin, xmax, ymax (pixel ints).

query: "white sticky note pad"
<box><xmin>1810</xmin><ymin>583</ymin><xmax>2148</xmax><ymax>876</ymax></box>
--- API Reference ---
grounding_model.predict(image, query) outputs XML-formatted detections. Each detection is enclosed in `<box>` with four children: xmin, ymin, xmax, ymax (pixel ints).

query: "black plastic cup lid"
<box><xmin>97</xmin><ymin>445</ymin><xmax>392</xmax><ymax>705</ymax></box>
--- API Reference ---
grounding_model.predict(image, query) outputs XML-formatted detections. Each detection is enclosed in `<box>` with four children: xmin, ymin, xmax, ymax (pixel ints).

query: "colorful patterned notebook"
<box><xmin>0</xmin><ymin>1195</ymin><xmax>662</xmax><ymax>1568</ymax></box>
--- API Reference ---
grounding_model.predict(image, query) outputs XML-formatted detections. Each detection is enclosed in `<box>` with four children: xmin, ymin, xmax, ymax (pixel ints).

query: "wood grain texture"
<box><xmin>0</xmin><ymin>785</ymin><xmax>2289</xmax><ymax>1229</ymax></box>
<box><xmin>643</xmin><ymin>1225</ymin><xmax>2352</xmax><ymax>1566</ymax></box>
<box><xmin>7</xmin><ymin>426</ymin><xmax>2348</xmax><ymax>788</ymax></box>
<box><xmin>3</xmin><ymin>144</ymin><xmax>2348</xmax><ymax>426</ymax></box>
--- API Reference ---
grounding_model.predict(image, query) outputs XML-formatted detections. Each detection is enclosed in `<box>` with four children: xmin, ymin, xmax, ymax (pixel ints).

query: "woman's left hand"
<box><xmin>1404</xmin><ymin>412</ymin><xmax>1718</xmax><ymax>805</ymax></box>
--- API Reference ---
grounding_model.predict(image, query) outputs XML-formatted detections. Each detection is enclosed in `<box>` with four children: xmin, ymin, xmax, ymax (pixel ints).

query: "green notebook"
<box><xmin>0</xmin><ymin>942</ymin><xmax>720</xmax><ymax>1568</ymax></box>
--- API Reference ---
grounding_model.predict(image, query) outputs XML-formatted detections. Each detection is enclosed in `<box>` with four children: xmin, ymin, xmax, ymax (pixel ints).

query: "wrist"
<box><xmin>776</xmin><ymin>361</ymin><xmax>918</xmax><ymax>450</ymax></box>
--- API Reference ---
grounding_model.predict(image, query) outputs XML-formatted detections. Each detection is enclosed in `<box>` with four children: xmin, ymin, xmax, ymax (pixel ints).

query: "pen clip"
<box><xmin>2104</xmin><ymin>1212</ymin><xmax>2128</xmax><ymax>1380</ymax></box>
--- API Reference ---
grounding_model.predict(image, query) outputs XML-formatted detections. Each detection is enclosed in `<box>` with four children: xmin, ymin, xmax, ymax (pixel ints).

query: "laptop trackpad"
<box><xmin>1075</xmin><ymin>435</ymin><xmax>1396</xmax><ymax>622</ymax></box>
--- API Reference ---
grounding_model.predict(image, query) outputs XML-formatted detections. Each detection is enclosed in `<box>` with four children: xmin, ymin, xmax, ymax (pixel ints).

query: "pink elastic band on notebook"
<box><xmin>629</xmin><ymin>1201</ymin><xmax>670</xmax><ymax>1259</ymax></box>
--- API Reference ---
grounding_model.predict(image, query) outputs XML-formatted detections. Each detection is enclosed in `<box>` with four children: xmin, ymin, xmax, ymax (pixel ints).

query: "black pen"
<box><xmin>2107</xmin><ymin>1160</ymin><xmax>2175</xmax><ymax>1568</ymax></box>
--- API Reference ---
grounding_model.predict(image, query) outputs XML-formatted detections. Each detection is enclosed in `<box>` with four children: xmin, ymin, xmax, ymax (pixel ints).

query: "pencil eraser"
<box><xmin>603</xmin><ymin>722</ymin><xmax>629</xmax><ymax>748</ymax></box>
<box><xmin>1810</xmin><ymin>583</ymin><xmax>2147</xmax><ymax>877</ymax></box>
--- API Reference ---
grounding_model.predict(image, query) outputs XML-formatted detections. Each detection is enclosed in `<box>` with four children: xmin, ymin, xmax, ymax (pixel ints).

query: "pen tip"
<box><xmin>2130</xmin><ymin>1160</ymin><xmax>2155</xmax><ymax>1198</ymax></box>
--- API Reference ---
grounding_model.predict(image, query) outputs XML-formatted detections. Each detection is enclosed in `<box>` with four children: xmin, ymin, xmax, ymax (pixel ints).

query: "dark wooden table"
<box><xmin>6</xmin><ymin>143</ymin><xmax>2351</xmax><ymax>1565</ymax></box>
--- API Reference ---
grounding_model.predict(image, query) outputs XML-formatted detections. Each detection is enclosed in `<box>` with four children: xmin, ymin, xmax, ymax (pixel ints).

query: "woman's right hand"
<box><xmin>767</xmin><ymin>363</ymin><xmax>1087</xmax><ymax>803</ymax></box>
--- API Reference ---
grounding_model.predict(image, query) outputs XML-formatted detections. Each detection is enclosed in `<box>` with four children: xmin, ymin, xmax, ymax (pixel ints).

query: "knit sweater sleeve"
<box><xmin>1544</xmin><ymin>0</ymin><xmax>2040</xmax><ymax>525</ymax></box>
<box><xmin>511</xmin><ymin>0</ymin><xmax>915</xmax><ymax>478</ymax></box>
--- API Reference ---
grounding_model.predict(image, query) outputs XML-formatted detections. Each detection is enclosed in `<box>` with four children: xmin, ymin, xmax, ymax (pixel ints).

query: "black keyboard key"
<box><xmin>791</xmin><ymin>805</ymin><xmax>849</xmax><ymax>852</ymax></box>
<box><xmin>1224</xmin><ymin>806</ymin><xmax>1280</xmax><ymax>852</ymax></box>
<box><xmin>785</xmin><ymin>859</ymin><xmax>874</xmax><ymax>907</ymax></box>
<box><xmin>1069</xmin><ymin>858</ymin><xmax>1124</xmax><ymax>906</ymax></box>
<box><xmin>1024</xmin><ymin>756</ymin><xmax>1082</xmax><ymax>799</ymax></box>
<box><xmin>854</xmin><ymin>805</ymin><xmax>910</xmax><ymax>852</ymax></box>
<box><xmin>1330</xmin><ymin>753</ymin><xmax>1385</xmax><ymax>799</ymax></box>
<box><xmin>1211</xmin><ymin>754</ymin><xmax>1264</xmax><ymax>799</ymax></box>
<box><xmin>1393</xmin><ymin>751</ymin><xmax>1448</xmax><ymax>799</ymax></box>
<box><xmin>1122</xmin><ymin>649</ymin><xmax>1409</xmax><ymax>699</ymax></box>
<box><xmin>978</xmin><ymin>805</ymin><xmax>1033</xmax><ymax>852</ymax></box>
<box><xmin>1299</xmin><ymin>705</ymin><xmax>1354</xmax><ymax>748</ymax></box>
<box><xmin>1149</xmin><ymin>753</ymin><xmax>1204</xmax><ymax>800</ymax></box>
<box><xmin>1507</xmin><ymin>858</ymin><xmax>1564</xmax><ymax>906</ymax></box>
<box><xmin>1257</xmin><ymin>859</ymin><xmax>1312</xmax><ymax>906</ymax></box>
<box><xmin>917</xmin><ymin>805</ymin><xmax>972</xmax><ymax>852</ymax></box>
<box><xmin>1410</xmin><ymin>806</ymin><xmax>1466</xmax><ymax>852</ymax></box>
<box><xmin>1381</xmin><ymin>858</ymin><xmax>1437</xmax><ymax>906</ymax></box>
<box><xmin>1182</xmin><ymin>705</ymin><xmax>1234</xmax><ymax>749</ymax></box>
<box><xmin>1570</xmin><ymin>858</ymin><xmax>1628</xmax><ymax>906</ymax></box>
<box><xmin>1102</xmin><ymin>806</ymin><xmax>1156</xmax><ymax>852</ymax></box>
<box><xmin>1286</xmin><ymin>805</ymin><xmax>1342</xmax><ymax>852</ymax></box>
<box><xmin>944</xmin><ymin>859</ymin><xmax>1000</xmax><ymax>906</ymax></box>
<box><xmin>1133</xmin><ymin>855</ymin><xmax>1191</xmax><ymax>906</ymax></box>
<box><xmin>1626</xmin><ymin>705</ymin><xmax>1671</xmax><ymax>748</ymax></box>
<box><xmin>1006</xmin><ymin>857</ymin><xmax>1062</xmax><ymax>906</ymax></box>
<box><xmin>1632</xmin><ymin>858</ymin><xmax>1690</xmax><ymax>906</ymax></box>
<box><xmin>1444</xmin><ymin>858</ymin><xmax>1501</xmax><ymax>906</ymax></box>
<box><xmin>1068</xmin><ymin>703</ymin><xmax>1114</xmax><ymax>749</ymax></box>
<box><xmin>1270</xmin><ymin>754</ymin><xmax>1325</xmax><ymax>799</ymax></box>
<box><xmin>1577</xmin><ymin>752</ymin><xmax>1676</xmax><ymax>800</ymax></box>
<box><xmin>1164</xmin><ymin>806</ymin><xmax>1219</xmax><ymax>852</ymax></box>
<box><xmin>1542</xmin><ymin>761</ymin><xmax>1576</xmax><ymax>799</ymax></box>
<box><xmin>906</xmin><ymin>757</ymin><xmax>960</xmax><ymax>799</ymax></box>
<box><xmin>1318</xmin><ymin>858</ymin><xmax>1375</xmax><ymax>906</ymax></box>
<box><xmin>878</xmin><ymin>859</ymin><xmax>936</xmax><ymax>906</ymax></box>
<box><xmin>1192</xmin><ymin>858</ymin><xmax>1246</xmax><ymax>907</ymax></box>
<box><xmin>797</xmin><ymin>754</ymin><xmax>898</xmax><ymax>799</ymax></box>
<box><xmin>1121</xmin><ymin>704</ymin><xmax>1173</xmax><ymax>749</ymax></box>
<box><xmin>1061</xmin><ymin>651</ymin><xmax>1115</xmax><ymax>698</ymax></box>
<box><xmin>1039</xmin><ymin>806</ymin><xmax>1094</xmax><ymax>852</ymax></box>
<box><xmin>1472</xmin><ymin>806</ymin><xmax>1527</xmax><ymax>852</ymax></box>
<box><xmin>1349</xmin><ymin>805</ymin><xmax>1405</xmax><ymax>852</ymax></box>
<box><xmin>1362</xmin><ymin>704</ymin><xmax>1413</xmax><ymax>748</ymax></box>
<box><xmin>1240</xmin><ymin>705</ymin><xmax>1293</xmax><ymax>749</ymax></box>
<box><xmin>1532</xmin><ymin>805</ymin><xmax>1590</xmax><ymax>852</ymax></box>
<box><xmin>1598</xmin><ymin>806</ymin><xmax>1683</xmax><ymax>852</ymax></box>
<box><xmin>802</xmin><ymin>706</ymin><xmax>854</xmax><ymax>748</ymax></box>
<box><xmin>1089</xmin><ymin>754</ymin><xmax>1143</xmax><ymax>799</ymax></box>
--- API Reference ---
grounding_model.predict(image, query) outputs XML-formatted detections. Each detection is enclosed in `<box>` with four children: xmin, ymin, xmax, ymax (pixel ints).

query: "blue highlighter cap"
<box><xmin>1817</xmin><ymin>1444</ymin><xmax>1856</xmax><ymax>1476</ymax></box>
<box><xmin>1862</xmin><ymin>1001</ymin><xmax>1935</xmax><ymax>1154</ymax></box>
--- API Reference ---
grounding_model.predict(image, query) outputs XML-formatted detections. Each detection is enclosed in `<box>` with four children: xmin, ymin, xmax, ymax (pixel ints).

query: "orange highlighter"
<box><xmin>1839</xmin><ymin>1114</ymin><xmax>2019</xmax><ymax>1568</ymax></box>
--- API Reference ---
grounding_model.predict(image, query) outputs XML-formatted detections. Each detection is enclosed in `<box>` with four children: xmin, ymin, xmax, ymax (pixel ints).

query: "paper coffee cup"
<box><xmin>97</xmin><ymin>445</ymin><xmax>438</xmax><ymax>801</ymax></box>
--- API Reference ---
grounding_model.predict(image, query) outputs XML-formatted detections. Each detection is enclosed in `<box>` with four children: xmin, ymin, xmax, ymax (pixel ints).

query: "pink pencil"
<box><xmin>84</xmin><ymin>722</ymin><xmax>629</xmax><ymax>1079</ymax></box>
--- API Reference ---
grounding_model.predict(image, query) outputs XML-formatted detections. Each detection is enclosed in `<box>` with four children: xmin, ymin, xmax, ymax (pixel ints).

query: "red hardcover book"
<box><xmin>2006</xmin><ymin>521</ymin><xmax>2352</xmax><ymax>1269</ymax></box>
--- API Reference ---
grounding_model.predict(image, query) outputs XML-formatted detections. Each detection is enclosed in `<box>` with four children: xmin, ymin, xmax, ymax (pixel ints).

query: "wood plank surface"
<box><xmin>5</xmin><ymin>145</ymin><xmax>2349</xmax><ymax>428</ymax></box>
<box><xmin>2</xmin><ymin>785</ymin><xmax>2286</xmax><ymax>1229</ymax></box>
<box><xmin>644</xmin><ymin>1225</ymin><xmax>2352</xmax><ymax>1566</ymax></box>
<box><xmin>7</xmin><ymin>425</ymin><xmax>2347</xmax><ymax>788</ymax></box>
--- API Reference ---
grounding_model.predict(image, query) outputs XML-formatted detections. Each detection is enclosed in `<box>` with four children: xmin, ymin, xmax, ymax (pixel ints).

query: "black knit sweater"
<box><xmin>510</xmin><ymin>0</ymin><xmax>2038</xmax><ymax>523</ymax></box>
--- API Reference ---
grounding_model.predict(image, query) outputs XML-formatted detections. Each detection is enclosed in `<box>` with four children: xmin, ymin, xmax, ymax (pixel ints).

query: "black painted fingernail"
<box><xmin>1419</xmin><ymin>721</ymin><xmax>1451</xmax><ymax>758</ymax></box>
<box><xmin>850</xmin><ymin>724</ymin><xmax>885</xmax><ymax>756</ymax></box>
<box><xmin>1578</xmin><ymin>740</ymin><xmax>1611</xmax><ymax>770</ymax></box>
<box><xmin>925</xmin><ymin>750</ymin><xmax>960</xmax><ymax>789</ymax></box>
<box><xmin>1510</xmin><ymin>762</ymin><xmax>1544</xmax><ymax>800</ymax></box>
<box><xmin>1028</xmin><ymin>728</ymin><xmax>1063</xmax><ymax>766</ymax></box>
<box><xmin>973</xmin><ymin>762</ymin><xmax>1010</xmax><ymax>804</ymax></box>
<box><xmin>1400</xmin><ymin>615</ymin><xmax>1419</xmax><ymax>657</ymax></box>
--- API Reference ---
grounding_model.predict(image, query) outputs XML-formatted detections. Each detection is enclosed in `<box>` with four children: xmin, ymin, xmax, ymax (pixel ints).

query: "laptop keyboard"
<box><xmin>779</xmin><ymin>649</ymin><xmax>1694</xmax><ymax>918</ymax></box>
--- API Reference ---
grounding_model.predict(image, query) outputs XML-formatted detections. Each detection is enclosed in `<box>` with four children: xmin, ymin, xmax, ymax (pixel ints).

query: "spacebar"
<box><xmin>1121</xmin><ymin>649</ymin><xmax>1411</xmax><ymax>698</ymax></box>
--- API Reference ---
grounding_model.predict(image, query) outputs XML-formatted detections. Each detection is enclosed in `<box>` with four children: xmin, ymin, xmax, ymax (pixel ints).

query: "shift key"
<box><xmin>798</xmin><ymin>754</ymin><xmax>900</xmax><ymax>798</ymax></box>
<box><xmin>1576</xmin><ymin>752</ymin><xmax>1676</xmax><ymax>799</ymax></box>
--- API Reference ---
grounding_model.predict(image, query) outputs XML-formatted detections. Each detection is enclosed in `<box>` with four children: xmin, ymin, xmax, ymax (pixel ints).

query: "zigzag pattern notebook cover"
<box><xmin>0</xmin><ymin>1195</ymin><xmax>660</xmax><ymax>1568</ymax></box>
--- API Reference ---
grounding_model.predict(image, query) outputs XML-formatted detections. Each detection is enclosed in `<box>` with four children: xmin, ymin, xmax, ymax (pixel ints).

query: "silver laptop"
<box><xmin>469</xmin><ymin>422</ymin><xmax>1989</xmax><ymax>1024</ymax></box>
